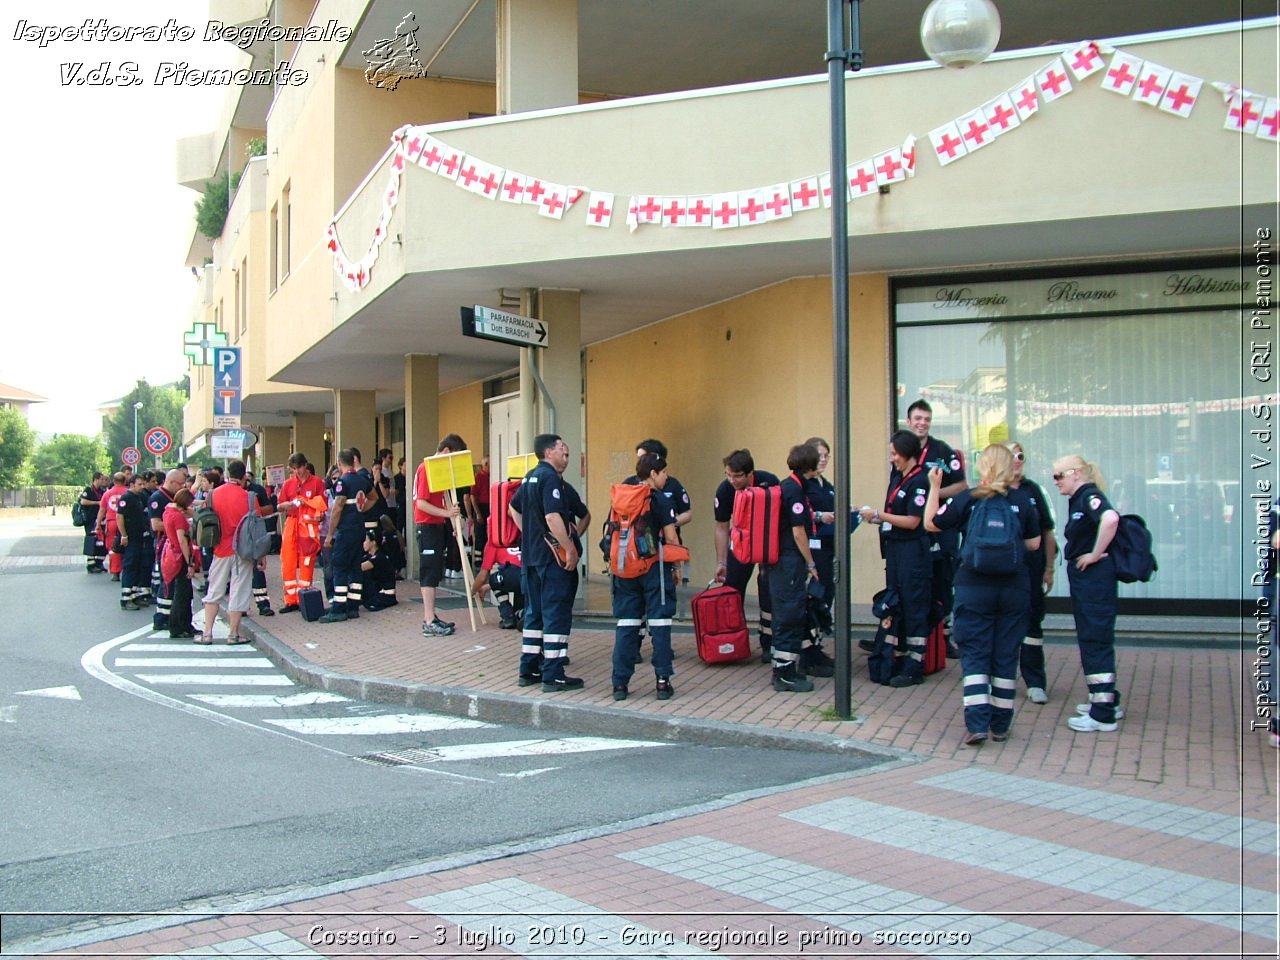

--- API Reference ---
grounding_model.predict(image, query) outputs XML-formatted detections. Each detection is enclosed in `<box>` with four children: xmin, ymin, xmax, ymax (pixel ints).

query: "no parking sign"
<box><xmin>144</xmin><ymin>427</ymin><xmax>172</xmax><ymax>456</ymax></box>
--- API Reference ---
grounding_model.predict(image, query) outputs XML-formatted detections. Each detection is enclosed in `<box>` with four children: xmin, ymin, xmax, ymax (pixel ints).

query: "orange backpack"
<box><xmin>600</xmin><ymin>483</ymin><xmax>689</xmax><ymax>578</ymax></box>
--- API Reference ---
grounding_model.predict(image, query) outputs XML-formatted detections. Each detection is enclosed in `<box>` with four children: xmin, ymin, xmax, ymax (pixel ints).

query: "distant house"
<box><xmin>0</xmin><ymin>382</ymin><xmax>47</xmax><ymax>421</ymax></box>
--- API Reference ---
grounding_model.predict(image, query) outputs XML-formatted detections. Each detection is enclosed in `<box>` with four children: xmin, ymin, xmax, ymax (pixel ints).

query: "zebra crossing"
<box><xmin>86</xmin><ymin>628</ymin><xmax>667</xmax><ymax>776</ymax></box>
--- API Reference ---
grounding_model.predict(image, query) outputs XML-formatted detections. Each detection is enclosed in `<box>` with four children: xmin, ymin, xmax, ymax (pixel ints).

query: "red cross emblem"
<box><xmin>874</xmin><ymin>154</ymin><xmax>902</xmax><ymax>182</ymax></box>
<box><xmin>439</xmin><ymin>152</ymin><xmax>461</xmax><ymax>177</ymax></box>
<box><xmin>391</xmin><ymin>152</ymin><xmax>405</xmax><ymax>172</ymax></box>
<box><xmin>713</xmin><ymin>199</ymin><xmax>737</xmax><ymax>226</ymax></box>
<box><xmin>1260</xmin><ymin>104</ymin><xmax>1280</xmax><ymax>139</ymax></box>
<box><xmin>961</xmin><ymin>118</ymin><xmax>990</xmax><ymax>147</ymax></box>
<box><xmin>849</xmin><ymin>165</ymin><xmax>876</xmax><ymax>194</ymax></box>
<box><xmin>1071</xmin><ymin>45</ymin><xmax>1100</xmax><ymax>74</ymax></box>
<box><xmin>740</xmin><ymin>197</ymin><xmax>764</xmax><ymax>222</ymax></box>
<box><xmin>663</xmin><ymin>199</ymin><xmax>686</xmax><ymax>225</ymax></box>
<box><xmin>406</xmin><ymin>136</ymin><xmax>422</xmax><ymax>157</ymax></box>
<box><xmin>503</xmin><ymin>175</ymin><xmax>526</xmax><ymax>201</ymax></box>
<box><xmin>1015</xmin><ymin>86</ymin><xmax>1038</xmax><ymax>115</ymax></box>
<box><xmin>1163</xmin><ymin>83</ymin><xmax>1196</xmax><ymax>114</ymax></box>
<box><xmin>526</xmin><ymin>180</ymin><xmax>547</xmax><ymax>203</ymax></box>
<box><xmin>791</xmin><ymin>181</ymin><xmax>818</xmax><ymax>209</ymax></box>
<box><xmin>765</xmin><ymin>190</ymin><xmax>789</xmax><ymax>217</ymax></box>
<box><xmin>588</xmin><ymin>200</ymin><xmax>611</xmax><ymax>224</ymax></box>
<box><xmin>1040</xmin><ymin>69</ymin><xmax>1068</xmax><ymax>97</ymax></box>
<box><xmin>987</xmin><ymin>102</ymin><xmax>1015</xmax><ymax>131</ymax></box>
<box><xmin>420</xmin><ymin>144</ymin><xmax>443</xmax><ymax>168</ymax></box>
<box><xmin>1105</xmin><ymin>61</ymin><xmax>1136</xmax><ymax>91</ymax></box>
<box><xmin>458</xmin><ymin>163</ymin><xmax>481</xmax><ymax>188</ymax></box>
<box><xmin>688</xmin><ymin>198</ymin><xmax>713</xmax><ymax>224</ymax></box>
<box><xmin>637</xmin><ymin>196</ymin><xmax>662</xmax><ymax>221</ymax></box>
<box><xmin>1136</xmin><ymin>72</ymin><xmax>1165</xmax><ymax>102</ymax></box>
<box><xmin>1229</xmin><ymin>96</ymin><xmax>1261</xmax><ymax>130</ymax></box>
<box><xmin>935</xmin><ymin>132</ymin><xmax>963</xmax><ymax>159</ymax></box>
<box><xmin>541</xmin><ymin>191</ymin><xmax>565</xmax><ymax>217</ymax></box>
<box><xmin>478</xmin><ymin>171</ymin><xmax>500</xmax><ymax>197</ymax></box>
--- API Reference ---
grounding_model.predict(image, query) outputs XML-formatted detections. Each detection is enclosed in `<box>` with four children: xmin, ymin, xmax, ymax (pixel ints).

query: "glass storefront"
<box><xmin>894</xmin><ymin>265</ymin><xmax>1267</xmax><ymax>609</ymax></box>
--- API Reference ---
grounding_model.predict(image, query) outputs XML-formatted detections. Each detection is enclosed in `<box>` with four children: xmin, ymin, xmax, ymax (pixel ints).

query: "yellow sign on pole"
<box><xmin>422</xmin><ymin>450</ymin><xmax>476</xmax><ymax>493</ymax></box>
<box><xmin>506</xmin><ymin>453</ymin><xmax>538</xmax><ymax>480</ymax></box>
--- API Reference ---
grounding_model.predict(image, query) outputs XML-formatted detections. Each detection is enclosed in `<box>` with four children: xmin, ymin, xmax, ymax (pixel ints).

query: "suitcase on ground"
<box><xmin>299</xmin><ymin>586</ymin><xmax>325</xmax><ymax>622</ymax></box>
<box><xmin>923</xmin><ymin>619</ymin><xmax>947</xmax><ymax>675</ymax></box>
<box><xmin>691</xmin><ymin>583</ymin><xmax>752</xmax><ymax>664</ymax></box>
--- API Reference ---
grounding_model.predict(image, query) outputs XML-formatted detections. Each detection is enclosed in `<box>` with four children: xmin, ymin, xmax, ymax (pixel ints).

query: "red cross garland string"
<box><xmin>920</xmin><ymin>386</ymin><xmax>1277</xmax><ymax>418</ymax></box>
<box><xmin>326</xmin><ymin>41</ymin><xmax>1278</xmax><ymax>292</ymax></box>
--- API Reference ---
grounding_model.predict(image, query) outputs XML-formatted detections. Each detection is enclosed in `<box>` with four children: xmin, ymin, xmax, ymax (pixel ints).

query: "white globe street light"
<box><xmin>132</xmin><ymin>400</ymin><xmax>144</xmax><ymax>451</ymax></box>
<box><xmin>921</xmin><ymin>0</ymin><xmax>1002</xmax><ymax>68</ymax></box>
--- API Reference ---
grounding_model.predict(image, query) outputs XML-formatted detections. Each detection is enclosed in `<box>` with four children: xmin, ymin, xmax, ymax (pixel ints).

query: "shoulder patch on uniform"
<box><xmin>1089</xmin><ymin>496</ymin><xmax>1101</xmax><ymax>510</ymax></box>
<box><xmin>936</xmin><ymin>503</ymin><xmax>948</xmax><ymax>515</ymax></box>
<box><xmin>792</xmin><ymin>502</ymin><xmax>804</xmax><ymax>515</ymax></box>
<box><xmin>552</xmin><ymin>488</ymin><xmax>561</xmax><ymax>499</ymax></box>
<box><xmin>914</xmin><ymin>493</ymin><xmax>926</xmax><ymax>506</ymax></box>
<box><xmin>950</xmin><ymin>458</ymin><xmax>960</xmax><ymax>471</ymax></box>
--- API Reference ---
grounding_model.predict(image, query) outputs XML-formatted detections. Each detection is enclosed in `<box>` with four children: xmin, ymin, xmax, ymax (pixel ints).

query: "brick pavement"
<box><xmin>54</xmin><ymin>566</ymin><xmax>1280</xmax><ymax>958</ymax></box>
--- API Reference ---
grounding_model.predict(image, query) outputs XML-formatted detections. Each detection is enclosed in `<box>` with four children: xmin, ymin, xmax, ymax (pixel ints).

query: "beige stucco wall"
<box><xmin>584</xmin><ymin>274</ymin><xmax>890</xmax><ymax>599</ymax></box>
<box><xmin>438</xmin><ymin>382</ymin><xmax>486</xmax><ymax>469</ymax></box>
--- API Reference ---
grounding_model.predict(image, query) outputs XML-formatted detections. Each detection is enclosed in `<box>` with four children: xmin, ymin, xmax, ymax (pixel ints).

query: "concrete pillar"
<box><xmin>496</xmin><ymin>0</ymin><xmax>577</xmax><ymax>114</ymax></box>
<box><xmin>292</xmin><ymin>412</ymin><xmax>326</xmax><ymax>469</ymax></box>
<box><xmin>534</xmin><ymin>288</ymin><xmax>583</xmax><ymax>494</ymax></box>
<box><xmin>404</xmin><ymin>354</ymin><xmax>440</xmax><ymax>579</ymax></box>
<box><xmin>334</xmin><ymin>389</ymin><xmax>377</xmax><ymax>463</ymax></box>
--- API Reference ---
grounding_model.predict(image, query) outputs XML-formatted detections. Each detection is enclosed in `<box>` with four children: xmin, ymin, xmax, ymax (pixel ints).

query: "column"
<box><xmin>333</xmin><ymin>389</ymin><xmax>376</xmax><ymax>463</ymax></box>
<box><xmin>496</xmin><ymin>0</ymin><xmax>578</xmax><ymax>115</ymax></box>
<box><xmin>404</xmin><ymin>354</ymin><xmax>440</xmax><ymax>579</ymax></box>
<box><xmin>292</xmin><ymin>412</ymin><xmax>326</xmax><ymax>469</ymax></box>
<box><xmin>535</xmin><ymin>288</ymin><xmax>583</xmax><ymax>493</ymax></box>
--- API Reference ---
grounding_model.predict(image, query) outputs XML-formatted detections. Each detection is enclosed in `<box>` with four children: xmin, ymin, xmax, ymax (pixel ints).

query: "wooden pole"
<box><xmin>446</xmin><ymin>489</ymin><xmax>485</xmax><ymax>629</ymax></box>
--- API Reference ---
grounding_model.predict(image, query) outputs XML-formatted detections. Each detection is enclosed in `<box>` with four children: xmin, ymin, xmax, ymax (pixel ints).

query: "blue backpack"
<box><xmin>1110</xmin><ymin>514</ymin><xmax>1157</xmax><ymax>583</ymax></box>
<box><xmin>960</xmin><ymin>495</ymin><xmax>1023</xmax><ymax>576</ymax></box>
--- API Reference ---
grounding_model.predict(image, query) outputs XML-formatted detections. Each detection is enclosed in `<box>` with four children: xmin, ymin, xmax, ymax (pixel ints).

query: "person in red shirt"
<box><xmin>469</xmin><ymin>456</ymin><xmax>491</xmax><ymax>568</ymax></box>
<box><xmin>199</xmin><ymin>459</ymin><xmax>260</xmax><ymax>645</ymax></box>
<box><xmin>276</xmin><ymin>452</ymin><xmax>327</xmax><ymax>612</ymax></box>
<box><xmin>162</xmin><ymin>488</ymin><xmax>199</xmax><ymax>639</ymax></box>
<box><xmin>414</xmin><ymin>434</ymin><xmax>465</xmax><ymax>637</ymax></box>
<box><xmin>96</xmin><ymin>472</ymin><xmax>128</xmax><ymax>579</ymax></box>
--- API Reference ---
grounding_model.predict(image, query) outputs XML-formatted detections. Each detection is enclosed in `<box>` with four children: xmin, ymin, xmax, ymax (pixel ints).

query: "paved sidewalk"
<box><xmin>57</xmin><ymin>567</ymin><xmax>1280</xmax><ymax>958</ymax></box>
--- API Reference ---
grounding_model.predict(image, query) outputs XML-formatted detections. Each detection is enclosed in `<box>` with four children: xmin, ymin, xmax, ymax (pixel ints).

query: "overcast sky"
<box><xmin>2</xmin><ymin>2</ymin><xmax>240</xmax><ymax>436</ymax></box>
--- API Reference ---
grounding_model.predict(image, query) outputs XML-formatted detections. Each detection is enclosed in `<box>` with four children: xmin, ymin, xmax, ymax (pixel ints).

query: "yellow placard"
<box><xmin>422</xmin><ymin>450</ymin><xmax>476</xmax><ymax>493</ymax></box>
<box><xmin>506</xmin><ymin>453</ymin><xmax>538</xmax><ymax>480</ymax></box>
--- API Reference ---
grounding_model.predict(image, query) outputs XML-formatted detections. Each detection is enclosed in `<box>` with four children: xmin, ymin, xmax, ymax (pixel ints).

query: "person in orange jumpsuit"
<box><xmin>96</xmin><ymin>472</ymin><xmax>128</xmax><ymax>578</ymax></box>
<box><xmin>276</xmin><ymin>453</ymin><xmax>327</xmax><ymax>612</ymax></box>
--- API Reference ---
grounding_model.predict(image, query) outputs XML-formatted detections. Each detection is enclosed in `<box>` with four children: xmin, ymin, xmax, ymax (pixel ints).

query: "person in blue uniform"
<box><xmin>859</xmin><ymin>430</ymin><xmax>932</xmax><ymax>687</ymax></box>
<box><xmin>907</xmin><ymin>399</ymin><xmax>968</xmax><ymax>658</ymax></box>
<box><xmin>512</xmin><ymin>434</ymin><xmax>583</xmax><ymax>692</ymax></box>
<box><xmin>713</xmin><ymin>449</ymin><xmax>780</xmax><ymax>663</ymax></box>
<box><xmin>359</xmin><ymin>528</ymin><xmax>398</xmax><ymax>610</ymax></box>
<box><xmin>610</xmin><ymin>454</ymin><xmax>685</xmax><ymax>702</ymax></box>
<box><xmin>926</xmin><ymin>444</ymin><xmax>1041</xmax><ymax>745</ymax></box>
<box><xmin>1007</xmin><ymin>442</ymin><xmax>1058</xmax><ymax>705</ymax></box>
<box><xmin>629</xmin><ymin>438</ymin><xmax>692</xmax><ymax>663</ymax></box>
<box><xmin>767</xmin><ymin>444</ymin><xmax>824</xmax><ymax>693</ymax></box>
<box><xmin>320</xmin><ymin>448</ymin><xmax>372</xmax><ymax>623</ymax></box>
<box><xmin>115</xmin><ymin>475</ymin><xmax>150</xmax><ymax>610</ymax></box>
<box><xmin>244</xmin><ymin>471</ymin><xmax>276</xmax><ymax>618</ymax></box>
<box><xmin>1053</xmin><ymin>454</ymin><xmax>1122</xmax><ymax>732</ymax></box>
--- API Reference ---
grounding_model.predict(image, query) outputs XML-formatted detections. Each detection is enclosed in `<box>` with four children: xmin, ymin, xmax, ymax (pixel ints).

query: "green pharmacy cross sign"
<box><xmin>184</xmin><ymin>322</ymin><xmax>229</xmax><ymax>367</ymax></box>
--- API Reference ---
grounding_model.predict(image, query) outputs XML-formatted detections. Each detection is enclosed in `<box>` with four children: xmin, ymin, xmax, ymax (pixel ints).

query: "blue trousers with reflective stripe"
<box><xmin>1019</xmin><ymin>552</ymin><xmax>1048</xmax><ymax>689</ymax></box>
<box><xmin>1067</xmin><ymin>556</ymin><xmax>1120</xmax><ymax>723</ymax></box>
<box><xmin>954</xmin><ymin>578</ymin><xmax>1029</xmax><ymax>735</ymax></box>
<box><xmin>610</xmin><ymin>564</ymin><xmax>677</xmax><ymax>687</ymax></box>
<box><xmin>521</xmin><ymin>561</ymin><xmax>577</xmax><ymax>682</ymax></box>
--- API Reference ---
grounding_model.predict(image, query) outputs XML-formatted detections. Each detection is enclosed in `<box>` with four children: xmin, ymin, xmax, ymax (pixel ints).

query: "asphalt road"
<box><xmin>0</xmin><ymin>514</ymin><xmax>880</xmax><ymax>952</ymax></box>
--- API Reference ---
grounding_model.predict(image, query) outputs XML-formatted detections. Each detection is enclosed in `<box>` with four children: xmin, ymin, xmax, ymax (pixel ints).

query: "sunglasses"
<box><xmin>1052</xmin><ymin>469</ymin><xmax>1076</xmax><ymax>481</ymax></box>
<box><xmin>1013</xmin><ymin>452</ymin><xmax>1025</xmax><ymax>462</ymax></box>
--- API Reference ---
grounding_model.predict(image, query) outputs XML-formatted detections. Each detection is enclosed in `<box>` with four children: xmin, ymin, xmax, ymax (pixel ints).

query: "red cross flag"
<box><xmin>499</xmin><ymin>171</ymin><xmax>529</xmax><ymax>204</ymax></box>
<box><xmin>1011</xmin><ymin>77</ymin><xmax>1040</xmax><ymax>121</ymax></box>
<box><xmin>661</xmin><ymin>196</ymin><xmax>689</xmax><ymax>227</ymax></box>
<box><xmin>417</xmin><ymin>136</ymin><xmax>446</xmax><ymax>173</ymax></box>
<box><xmin>584</xmin><ymin>192</ymin><xmax>614</xmax><ymax>228</ymax></box>
<box><xmin>1036</xmin><ymin>59</ymin><xmax>1073</xmax><ymax>102</ymax></box>
<box><xmin>401</xmin><ymin>127</ymin><xmax>426</xmax><ymax>164</ymax></box>
<box><xmin>456</xmin><ymin>157</ymin><xmax>505</xmax><ymax>199</ymax></box>
<box><xmin>1225</xmin><ymin>91</ymin><xmax>1265</xmax><ymax>134</ymax></box>
<box><xmin>928</xmin><ymin>121</ymin><xmax>968</xmax><ymax>166</ymax></box>
<box><xmin>958</xmin><ymin>108</ymin><xmax>994</xmax><ymax>153</ymax></box>
<box><xmin>1158</xmin><ymin>73</ymin><xmax>1202</xmax><ymax>118</ymax></box>
<box><xmin>1065</xmin><ymin>40</ymin><xmax>1107</xmax><ymax>81</ymax></box>
<box><xmin>626</xmin><ymin>196</ymin><xmax>639</xmax><ymax>232</ymax></box>
<box><xmin>847</xmin><ymin>159</ymin><xmax>877</xmax><ymax>197</ymax></box>
<box><xmin>537</xmin><ymin>182</ymin><xmax>569</xmax><ymax>220</ymax></box>
<box><xmin>566</xmin><ymin>187</ymin><xmax>585</xmax><ymax>210</ymax></box>
<box><xmin>435</xmin><ymin>145</ymin><xmax>465</xmax><ymax>182</ymax></box>
<box><xmin>1132</xmin><ymin>61</ymin><xmax>1172</xmax><ymax>107</ymax></box>
<box><xmin>633</xmin><ymin>195</ymin><xmax>663</xmax><ymax>226</ymax></box>
<box><xmin>901</xmin><ymin>136</ymin><xmax>918</xmax><ymax>177</ymax></box>
<box><xmin>1259</xmin><ymin>98</ymin><xmax>1280</xmax><ymax>143</ymax></box>
<box><xmin>789</xmin><ymin>177</ymin><xmax>822</xmax><ymax>212</ymax></box>
<box><xmin>524</xmin><ymin>178</ymin><xmax>550</xmax><ymax>207</ymax></box>
<box><xmin>819</xmin><ymin>172</ymin><xmax>837</xmax><ymax>208</ymax></box>
<box><xmin>686</xmin><ymin>196</ymin><xmax>714</xmax><ymax>227</ymax></box>
<box><xmin>736</xmin><ymin>189</ymin><xmax>769</xmax><ymax>226</ymax></box>
<box><xmin>761</xmin><ymin>183</ymin><xmax>792</xmax><ymax>221</ymax></box>
<box><xmin>872</xmin><ymin>149</ymin><xmax>906</xmax><ymax>187</ymax></box>
<box><xmin>710</xmin><ymin>193</ymin><xmax>739</xmax><ymax>229</ymax></box>
<box><xmin>983</xmin><ymin>93</ymin><xmax>1021</xmax><ymax>136</ymax></box>
<box><xmin>1101</xmin><ymin>52</ymin><xmax>1142</xmax><ymax>96</ymax></box>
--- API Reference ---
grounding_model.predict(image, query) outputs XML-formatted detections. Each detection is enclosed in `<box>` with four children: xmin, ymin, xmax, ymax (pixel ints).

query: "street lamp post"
<box><xmin>827</xmin><ymin>0</ymin><xmax>1000</xmax><ymax>719</ymax></box>
<box><xmin>132</xmin><ymin>401</ymin><xmax>143</xmax><ymax>451</ymax></box>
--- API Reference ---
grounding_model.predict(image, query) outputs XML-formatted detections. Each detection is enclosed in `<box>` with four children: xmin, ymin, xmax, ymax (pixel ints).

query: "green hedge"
<box><xmin>0</xmin><ymin>486</ymin><xmax>81</xmax><ymax>508</ymax></box>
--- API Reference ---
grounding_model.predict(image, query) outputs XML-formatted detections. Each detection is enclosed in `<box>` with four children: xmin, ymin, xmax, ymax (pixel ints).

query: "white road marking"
<box><xmin>135</xmin><ymin>674</ymin><xmax>295</xmax><ymax>686</ymax></box>
<box><xmin>403</xmin><ymin>737</ymin><xmax>666</xmax><ymax>763</ymax></box>
<box><xmin>119</xmin><ymin>643</ymin><xmax>259</xmax><ymax>653</ymax></box>
<box><xmin>115</xmin><ymin>657</ymin><xmax>277</xmax><ymax>668</ymax></box>
<box><xmin>0</xmin><ymin>705</ymin><xmax>16</xmax><ymax>723</ymax></box>
<box><xmin>188</xmin><ymin>692</ymin><xmax>351</xmax><ymax>708</ymax></box>
<box><xmin>16</xmin><ymin>685</ymin><xmax>82</xmax><ymax>700</ymax></box>
<box><xmin>497</xmin><ymin>767</ymin><xmax>560</xmax><ymax>778</ymax></box>
<box><xmin>263</xmin><ymin>714</ymin><xmax>494</xmax><ymax>735</ymax></box>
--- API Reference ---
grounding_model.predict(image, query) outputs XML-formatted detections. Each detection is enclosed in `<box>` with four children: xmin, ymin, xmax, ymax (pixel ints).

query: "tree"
<box><xmin>0</xmin><ymin>407</ymin><xmax>35</xmax><ymax>488</ymax></box>
<box><xmin>194</xmin><ymin>170</ymin><xmax>241</xmax><ymax>240</ymax></box>
<box><xmin>31</xmin><ymin>433</ymin><xmax>109</xmax><ymax>485</ymax></box>
<box><xmin>103</xmin><ymin>379</ymin><xmax>188</xmax><ymax>469</ymax></box>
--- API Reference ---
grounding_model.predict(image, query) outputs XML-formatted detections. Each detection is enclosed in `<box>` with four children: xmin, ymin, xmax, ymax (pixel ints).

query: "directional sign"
<box><xmin>461</xmin><ymin>306</ymin><xmax>549</xmax><ymax>349</ymax></box>
<box><xmin>144</xmin><ymin>427</ymin><xmax>172</xmax><ymax>455</ymax></box>
<box><xmin>121</xmin><ymin>447</ymin><xmax>141</xmax><ymax>466</ymax></box>
<box><xmin>212</xmin><ymin>346</ymin><xmax>242</xmax><ymax>428</ymax></box>
<box><xmin>210</xmin><ymin>428</ymin><xmax>259</xmax><ymax>459</ymax></box>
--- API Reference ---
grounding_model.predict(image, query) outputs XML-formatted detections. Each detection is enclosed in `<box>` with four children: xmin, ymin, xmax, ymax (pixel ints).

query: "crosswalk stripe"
<box><xmin>115</xmin><ymin>657</ymin><xmax>276</xmax><ymax>668</ymax></box>
<box><xmin>262</xmin><ymin>714</ymin><xmax>493</xmax><ymax>735</ymax></box>
<box><xmin>919</xmin><ymin>768</ymin><xmax>1277</xmax><ymax>854</ymax></box>
<box><xmin>409</xmin><ymin>876</ymin><xmax>720</xmax><ymax>956</ymax></box>
<box><xmin>135</xmin><ymin>674</ymin><xmax>294</xmax><ymax>686</ymax></box>
<box><xmin>783</xmin><ymin>797</ymin><xmax>1272</xmax><ymax>937</ymax></box>
<box><xmin>363</xmin><ymin>737</ymin><xmax>666</xmax><ymax>764</ymax></box>
<box><xmin>119</xmin><ymin>643</ymin><xmax>260</xmax><ymax>653</ymax></box>
<box><xmin>622</xmin><ymin>836</ymin><xmax>1144</xmax><ymax>959</ymax></box>
<box><xmin>188</xmin><ymin>692</ymin><xmax>351</xmax><ymax>708</ymax></box>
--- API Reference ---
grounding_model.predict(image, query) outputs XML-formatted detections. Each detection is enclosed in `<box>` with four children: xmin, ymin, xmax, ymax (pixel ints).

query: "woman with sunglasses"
<box><xmin>1052</xmin><ymin>455</ymin><xmax>1122</xmax><ymax>733</ymax></box>
<box><xmin>926</xmin><ymin>444</ymin><xmax>1041</xmax><ymax>745</ymax></box>
<box><xmin>1007</xmin><ymin>442</ymin><xmax>1058</xmax><ymax>705</ymax></box>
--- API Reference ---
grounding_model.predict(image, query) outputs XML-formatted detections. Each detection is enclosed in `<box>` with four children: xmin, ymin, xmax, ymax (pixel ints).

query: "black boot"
<box><xmin>771</xmin><ymin>661</ymin><xmax>814</xmax><ymax>693</ymax></box>
<box><xmin>800</xmin><ymin>644</ymin><xmax>836</xmax><ymax>678</ymax></box>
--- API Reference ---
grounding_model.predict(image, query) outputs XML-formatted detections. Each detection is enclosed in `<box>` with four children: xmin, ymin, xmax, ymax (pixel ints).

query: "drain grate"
<box><xmin>355</xmin><ymin>748</ymin><xmax>442</xmax><ymax>767</ymax></box>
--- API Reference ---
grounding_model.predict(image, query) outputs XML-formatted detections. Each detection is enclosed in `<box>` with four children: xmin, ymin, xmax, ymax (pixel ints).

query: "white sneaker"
<box><xmin>1027</xmin><ymin>687</ymin><xmax>1048</xmax><ymax>704</ymax></box>
<box><xmin>1067</xmin><ymin>714</ymin><xmax>1118</xmax><ymax>733</ymax></box>
<box><xmin>1075</xmin><ymin>703</ymin><xmax>1124</xmax><ymax>720</ymax></box>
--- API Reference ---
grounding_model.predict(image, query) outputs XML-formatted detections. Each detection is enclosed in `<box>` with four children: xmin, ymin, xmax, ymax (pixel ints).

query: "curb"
<box><xmin>242</xmin><ymin>621</ymin><xmax>912</xmax><ymax>765</ymax></box>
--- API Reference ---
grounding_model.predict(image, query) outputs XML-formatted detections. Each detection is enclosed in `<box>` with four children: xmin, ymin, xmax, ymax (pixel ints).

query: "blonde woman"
<box><xmin>1007</xmin><ymin>442</ymin><xmax>1058</xmax><ymax>704</ymax></box>
<box><xmin>926</xmin><ymin>444</ymin><xmax>1040</xmax><ymax>746</ymax></box>
<box><xmin>1052</xmin><ymin>455</ymin><xmax>1122</xmax><ymax>733</ymax></box>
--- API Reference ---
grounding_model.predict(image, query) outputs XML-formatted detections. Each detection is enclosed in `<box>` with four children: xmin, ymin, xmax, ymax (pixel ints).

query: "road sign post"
<box><xmin>460</xmin><ymin>306</ymin><xmax>549</xmax><ymax>349</ymax></box>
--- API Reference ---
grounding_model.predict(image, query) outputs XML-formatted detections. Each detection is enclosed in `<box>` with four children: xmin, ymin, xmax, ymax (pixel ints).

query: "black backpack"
<box><xmin>193</xmin><ymin>502</ymin><xmax>221</xmax><ymax>549</ymax></box>
<box><xmin>960</xmin><ymin>495</ymin><xmax>1023</xmax><ymax>576</ymax></box>
<box><xmin>72</xmin><ymin>497</ymin><xmax>85</xmax><ymax>527</ymax></box>
<box><xmin>1110</xmin><ymin>514</ymin><xmax>1157</xmax><ymax>583</ymax></box>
